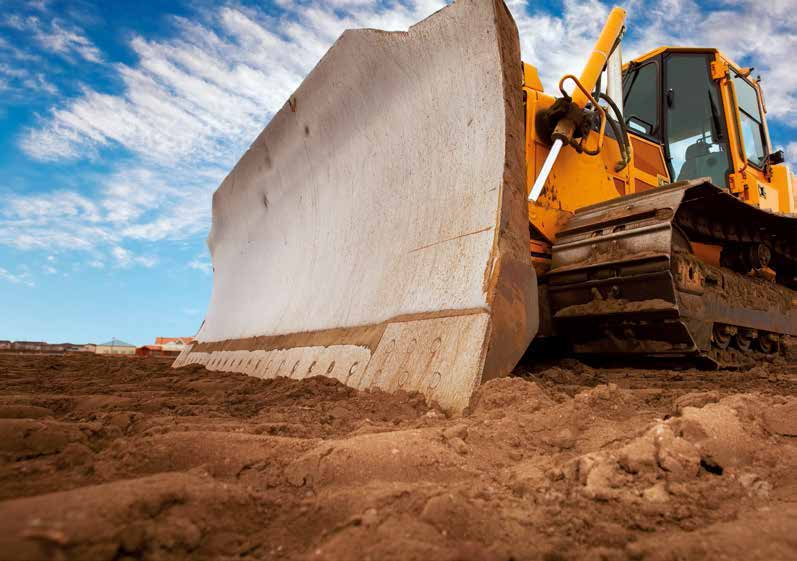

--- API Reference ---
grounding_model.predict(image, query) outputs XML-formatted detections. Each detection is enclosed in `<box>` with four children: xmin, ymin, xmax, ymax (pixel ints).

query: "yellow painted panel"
<box><xmin>771</xmin><ymin>164</ymin><xmax>795</xmax><ymax>214</ymax></box>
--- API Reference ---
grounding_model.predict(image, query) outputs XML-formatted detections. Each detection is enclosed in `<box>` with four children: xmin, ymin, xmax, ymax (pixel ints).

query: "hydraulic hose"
<box><xmin>599</xmin><ymin>92</ymin><xmax>631</xmax><ymax>172</ymax></box>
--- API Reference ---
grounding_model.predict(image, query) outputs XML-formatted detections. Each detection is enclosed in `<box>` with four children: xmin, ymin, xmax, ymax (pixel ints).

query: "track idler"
<box><xmin>720</xmin><ymin>243</ymin><xmax>772</xmax><ymax>274</ymax></box>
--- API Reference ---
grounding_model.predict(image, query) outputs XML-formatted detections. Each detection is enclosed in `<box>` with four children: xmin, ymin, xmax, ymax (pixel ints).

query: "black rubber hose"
<box><xmin>599</xmin><ymin>92</ymin><xmax>631</xmax><ymax>172</ymax></box>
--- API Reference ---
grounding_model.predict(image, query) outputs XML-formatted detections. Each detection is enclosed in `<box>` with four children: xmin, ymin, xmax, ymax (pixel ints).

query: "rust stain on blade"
<box><xmin>190</xmin><ymin>307</ymin><xmax>490</xmax><ymax>355</ymax></box>
<box><xmin>191</xmin><ymin>324</ymin><xmax>388</xmax><ymax>354</ymax></box>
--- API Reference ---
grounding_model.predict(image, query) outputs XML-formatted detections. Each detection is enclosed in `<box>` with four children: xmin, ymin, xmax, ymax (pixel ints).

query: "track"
<box><xmin>547</xmin><ymin>179</ymin><xmax>796</xmax><ymax>368</ymax></box>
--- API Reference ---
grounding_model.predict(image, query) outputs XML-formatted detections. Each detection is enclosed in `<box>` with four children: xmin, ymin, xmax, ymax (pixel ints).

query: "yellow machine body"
<box><xmin>526</xmin><ymin>16</ymin><xmax>795</xmax><ymax>363</ymax></box>
<box><xmin>525</xmin><ymin>47</ymin><xmax>795</xmax><ymax>259</ymax></box>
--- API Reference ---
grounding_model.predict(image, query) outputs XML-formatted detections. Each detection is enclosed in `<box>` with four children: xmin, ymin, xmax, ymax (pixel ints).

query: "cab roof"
<box><xmin>626</xmin><ymin>46</ymin><xmax>743</xmax><ymax>75</ymax></box>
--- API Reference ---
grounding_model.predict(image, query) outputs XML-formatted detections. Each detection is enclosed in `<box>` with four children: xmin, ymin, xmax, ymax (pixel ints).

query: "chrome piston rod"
<box><xmin>528</xmin><ymin>138</ymin><xmax>563</xmax><ymax>202</ymax></box>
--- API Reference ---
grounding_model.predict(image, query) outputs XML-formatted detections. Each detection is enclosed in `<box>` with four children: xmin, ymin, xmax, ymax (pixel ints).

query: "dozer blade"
<box><xmin>174</xmin><ymin>0</ymin><xmax>537</xmax><ymax>413</ymax></box>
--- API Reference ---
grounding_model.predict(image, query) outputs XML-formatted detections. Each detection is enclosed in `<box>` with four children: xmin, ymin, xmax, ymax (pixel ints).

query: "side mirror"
<box><xmin>766</xmin><ymin>149</ymin><xmax>785</xmax><ymax>166</ymax></box>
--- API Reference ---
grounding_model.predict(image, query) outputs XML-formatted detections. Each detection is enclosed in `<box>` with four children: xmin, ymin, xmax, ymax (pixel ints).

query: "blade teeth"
<box><xmin>176</xmin><ymin>313</ymin><xmax>491</xmax><ymax>413</ymax></box>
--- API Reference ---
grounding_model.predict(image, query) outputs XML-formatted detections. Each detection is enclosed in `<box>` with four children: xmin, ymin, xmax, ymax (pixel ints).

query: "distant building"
<box><xmin>95</xmin><ymin>338</ymin><xmax>136</xmax><ymax>355</ymax></box>
<box><xmin>154</xmin><ymin>337</ymin><xmax>194</xmax><ymax>353</ymax></box>
<box><xmin>0</xmin><ymin>341</ymin><xmax>87</xmax><ymax>353</ymax></box>
<box><xmin>46</xmin><ymin>343</ymin><xmax>74</xmax><ymax>352</ymax></box>
<box><xmin>162</xmin><ymin>341</ymin><xmax>188</xmax><ymax>353</ymax></box>
<box><xmin>12</xmin><ymin>341</ymin><xmax>46</xmax><ymax>352</ymax></box>
<box><xmin>136</xmin><ymin>345</ymin><xmax>181</xmax><ymax>358</ymax></box>
<box><xmin>155</xmin><ymin>336</ymin><xmax>194</xmax><ymax>347</ymax></box>
<box><xmin>49</xmin><ymin>343</ymin><xmax>82</xmax><ymax>353</ymax></box>
<box><xmin>80</xmin><ymin>344</ymin><xmax>97</xmax><ymax>353</ymax></box>
<box><xmin>135</xmin><ymin>336</ymin><xmax>193</xmax><ymax>358</ymax></box>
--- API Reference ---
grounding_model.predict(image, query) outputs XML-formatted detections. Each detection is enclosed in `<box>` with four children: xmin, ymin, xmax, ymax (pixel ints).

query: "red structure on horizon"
<box><xmin>154</xmin><ymin>336</ymin><xmax>195</xmax><ymax>345</ymax></box>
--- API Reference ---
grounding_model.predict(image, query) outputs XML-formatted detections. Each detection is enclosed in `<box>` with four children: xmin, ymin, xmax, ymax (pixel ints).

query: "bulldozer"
<box><xmin>174</xmin><ymin>0</ymin><xmax>796</xmax><ymax>413</ymax></box>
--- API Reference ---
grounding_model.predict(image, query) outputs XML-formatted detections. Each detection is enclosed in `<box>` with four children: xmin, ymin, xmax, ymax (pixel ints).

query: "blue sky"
<box><xmin>1</xmin><ymin>0</ymin><xmax>795</xmax><ymax>345</ymax></box>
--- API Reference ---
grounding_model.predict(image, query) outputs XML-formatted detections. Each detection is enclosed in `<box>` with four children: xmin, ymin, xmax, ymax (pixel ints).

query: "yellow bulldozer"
<box><xmin>175</xmin><ymin>0</ymin><xmax>796</xmax><ymax>412</ymax></box>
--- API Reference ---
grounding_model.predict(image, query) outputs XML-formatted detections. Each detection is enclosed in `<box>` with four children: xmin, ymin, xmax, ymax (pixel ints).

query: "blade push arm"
<box><xmin>529</xmin><ymin>7</ymin><xmax>626</xmax><ymax>201</ymax></box>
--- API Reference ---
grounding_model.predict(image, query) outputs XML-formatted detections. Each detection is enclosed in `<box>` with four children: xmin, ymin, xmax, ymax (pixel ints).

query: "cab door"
<box><xmin>662</xmin><ymin>53</ymin><xmax>732</xmax><ymax>188</ymax></box>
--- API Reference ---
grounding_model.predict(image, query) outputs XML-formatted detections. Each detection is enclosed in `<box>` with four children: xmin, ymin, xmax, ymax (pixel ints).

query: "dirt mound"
<box><xmin>0</xmin><ymin>353</ymin><xmax>794</xmax><ymax>560</ymax></box>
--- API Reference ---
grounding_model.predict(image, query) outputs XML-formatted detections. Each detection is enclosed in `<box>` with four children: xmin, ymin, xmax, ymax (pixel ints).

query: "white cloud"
<box><xmin>110</xmin><ymin>246</ymin><xmax>131</xmax><ymax>266</ymax></box>
<box><xmin>5</xmin><ymin>190</ymin><xmax>100</xmax><ymax>222</ymax></box>
<box><xmin>506</xmin><ymin>0</ymin><xmax>797</xmax><ymax>124</ymax></box>
<box><xmin>19</xmin><ymin>1</ymin><xmax>445</xmax><ymax>164</ymax></box>
<box><xmin>24</xmin><ymin>72</ymin><xmax>58</xmax><ymax>95</ymax></box>
<box><xmin>0</xmin><ymin>62</ymin><xmax>57</xmax><ymax>100</ymax></box>
<box><xmin>0</xmin><ymin>267</ymin><xmax>35</xmax><ymax>287</ymax></box>
<box><xmin>137</xmin><ymin>255</ymin><xmax>158</xmax><ymax>268</ymax></box>
<box><xmin>0</xmin><ymin>164</ymin><xmax>217</xmax><ymax>258</ymax></box>
<box><xmin>510</xmin><ymin>0</ymin><xmax>610</xmax><ymax>94</ymax></box>
<box><xmin>4</xmin><ymin>15</ymin><xmax>101</xmax><ymax>63</ymax></box>
<box><xmin>188</xmin><ymin>257</ymin><xmax>212</xmax><ymax>275</ymax></box>
<box><xmin>21</xmin><ymin>0</ymin><xmax>797</xmax><ymax>165</ymax></box>
<box><xmin>4</xmin><ymin>0</ymin><xmax>448</xmax><ymax>261</ymax></box>
<box><xmin>29</xmin><ymin>0</ymin><xmax>51</xmax><ymax>12</ymax></box>
<box><xmin>4</xmin><ymin>0</ymin><xmax>796</xmax><ymax>269</ymax></box>
<box><xmin>0</xmin><ymin>9</ymin><xmax>89</xmax><ymax>102</ymax></box>
<box><xmin>787</xmin><ymin>142</ymin><xmax>797</xmax><ymax>165</ymax></box>
<box><xmin>111</xmin><ymin>246</ymin><xmax>157</xmax><ymax>268</ymax></box>
<box><xmin>0</xmin><ymin>189</ymin><xmax>111</xmax><ymax>251</ymax></box>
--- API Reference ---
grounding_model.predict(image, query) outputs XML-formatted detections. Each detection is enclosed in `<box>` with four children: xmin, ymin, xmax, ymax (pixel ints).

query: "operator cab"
<box><xmin>621</xmin><ymin>48</ymin><xmax>773</xmax><ymax>191</ymax></box>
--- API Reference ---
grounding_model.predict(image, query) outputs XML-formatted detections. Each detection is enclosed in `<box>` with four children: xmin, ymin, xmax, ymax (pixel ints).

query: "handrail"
<box><xmin>559</xmin><ymin>74</ymin><xmax>607</xmax><ymax>156</ymax></box>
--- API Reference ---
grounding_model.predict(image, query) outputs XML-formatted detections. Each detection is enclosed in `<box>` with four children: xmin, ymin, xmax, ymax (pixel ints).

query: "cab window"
<box><xmin>732</xmin><ymin>73</ymin><xmax>767</xmax><ymax>168</ymax></box>
<box><xmin>664</xmin><ymin>54</ymin><xmax>730</xmax><ymax>187</ymax></box>
<box><xmin>622</xmin><ymin>62</ymin><xmax>658</xmax><ymax>136</ymax></box>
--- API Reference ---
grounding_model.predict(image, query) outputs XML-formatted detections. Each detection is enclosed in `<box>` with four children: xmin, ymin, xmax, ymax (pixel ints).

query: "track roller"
<box><xmin>757</xmin><ymin>332</ymin><xmax>780</xmax><ymax>355</ymax></box>
<box><xmin>734</xmin><ymin>328</ymin><xmax>757</xmax><ymax>352</ymax></box>
<box><xmin>713</xmin><ymin>324</ymin><xmax>735</xmax><ymax>350</ymax></box>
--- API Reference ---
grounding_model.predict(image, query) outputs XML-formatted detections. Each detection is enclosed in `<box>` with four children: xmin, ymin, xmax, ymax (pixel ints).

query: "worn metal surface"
<box><xmin>174</xmin><ymin>0</ymin><xmax>537</xmax><ymax>413</ymax></box>
<box><xmin>548</xmin><ymin>179</ymin><xmax>796</xmax><ymax>366</ymax></box>
<box><xmin>676</xmin><ymin>182</ymin><xmax>797</xmax><ymax>283</ymax></box>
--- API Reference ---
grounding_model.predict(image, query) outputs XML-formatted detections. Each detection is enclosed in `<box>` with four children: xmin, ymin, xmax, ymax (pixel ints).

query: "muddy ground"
<box><xmin>0</xmin><ymin>353</ymin><xmax>794</xmax><ymax>561</ymax></box>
